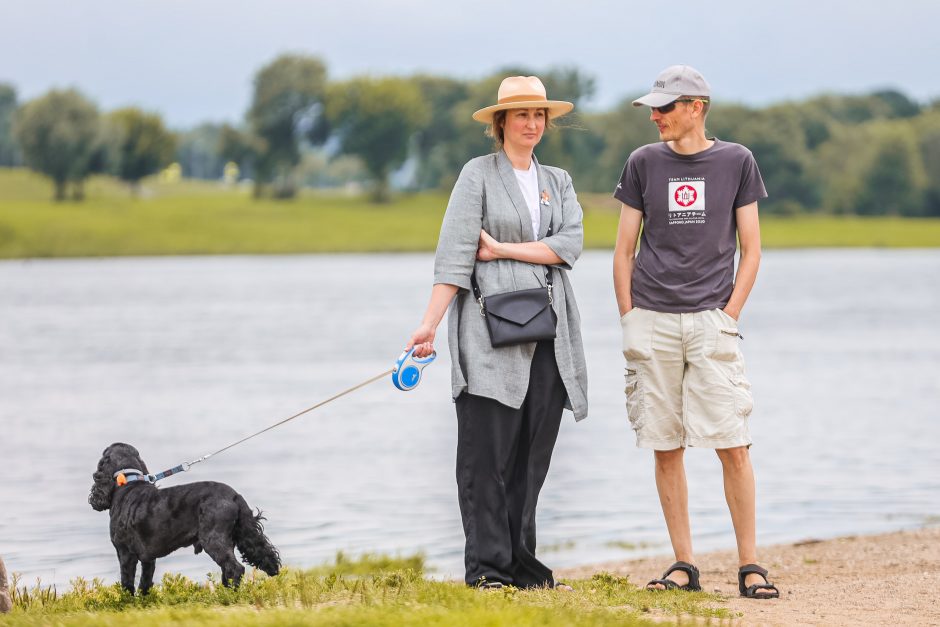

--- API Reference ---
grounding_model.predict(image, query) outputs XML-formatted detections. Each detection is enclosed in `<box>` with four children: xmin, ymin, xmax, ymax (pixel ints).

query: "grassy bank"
<box><xmin>3</xmin><ymin>553</ymin><xmax>731</xmax><ymax>626</ymax></box>
<box><xmin>2</xmin><ymin>169</ymin><xmax>939</xmax><ymax>258</ymax></box>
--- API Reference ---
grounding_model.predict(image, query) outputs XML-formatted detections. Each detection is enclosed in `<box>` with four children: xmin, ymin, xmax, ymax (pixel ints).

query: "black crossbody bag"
<box><xmin>470</xmin><ymin>218</ymin><xmax>557</xmax><ymax>348</ymax></box>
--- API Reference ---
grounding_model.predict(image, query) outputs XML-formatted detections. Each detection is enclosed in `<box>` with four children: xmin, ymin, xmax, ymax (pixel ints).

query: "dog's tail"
<box><xmin>233</xmin><ymin>496</ymin><xmax>281</xmax><ymax>577</ymax></box>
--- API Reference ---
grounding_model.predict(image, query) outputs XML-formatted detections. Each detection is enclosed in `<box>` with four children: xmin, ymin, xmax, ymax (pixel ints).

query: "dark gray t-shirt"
<box><xmin>613</xmin><ymin>139</ymin><xmax>767</xmax><ymax>313</ymax></box>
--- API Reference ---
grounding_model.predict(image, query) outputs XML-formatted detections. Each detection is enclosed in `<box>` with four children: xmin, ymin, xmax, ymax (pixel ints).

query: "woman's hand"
<box><xmin>406</xmin><ymin>322</ymin><xmax>436</xmax><ymax>358</ymax></box>
<box><xmin>476</xmin><ymin>229</ymin><xmax>503</xmax><ymax>261</ymax></box>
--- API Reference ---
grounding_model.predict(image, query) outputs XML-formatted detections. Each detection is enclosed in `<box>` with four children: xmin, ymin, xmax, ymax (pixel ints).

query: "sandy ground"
<box><xmin>558</xmin><ymin>527</ymin><xmax>940</xmax><ymax>626</ymax></box>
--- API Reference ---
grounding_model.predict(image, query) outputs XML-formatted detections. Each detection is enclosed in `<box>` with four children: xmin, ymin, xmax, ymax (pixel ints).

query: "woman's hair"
<box><xmin>485</xmin><ymin>108</ymin><xmax>553</xmax><ymax>150</ymax></box>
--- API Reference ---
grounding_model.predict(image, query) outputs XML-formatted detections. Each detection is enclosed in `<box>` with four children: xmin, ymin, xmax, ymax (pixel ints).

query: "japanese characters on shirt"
<box><xmin>667</xmin><ymin>177</ymin><xmax>706</xmax><ymax>225</ymax></box>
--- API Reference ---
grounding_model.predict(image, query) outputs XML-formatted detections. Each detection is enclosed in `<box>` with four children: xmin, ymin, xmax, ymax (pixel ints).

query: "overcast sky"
<box><xmin>3</xmin><ymin>0</ymin><xmax>938</xmax><ymax>128</ymax></box>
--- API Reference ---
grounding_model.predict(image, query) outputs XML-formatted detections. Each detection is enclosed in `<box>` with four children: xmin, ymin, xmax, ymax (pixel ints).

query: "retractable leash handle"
<box><xmin>392</xmin><ymin>347</ymin><xmax>437</xmax><ymax>391</ymax></box>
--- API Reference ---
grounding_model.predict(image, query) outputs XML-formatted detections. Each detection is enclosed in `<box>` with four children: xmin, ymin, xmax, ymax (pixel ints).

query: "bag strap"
<box><xmin>470</xmin><ymin>201</ymin><xmax>554</xmax><ymax>312</ymax></box>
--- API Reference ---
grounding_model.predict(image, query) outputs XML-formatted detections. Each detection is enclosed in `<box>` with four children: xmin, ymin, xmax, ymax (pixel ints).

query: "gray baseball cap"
<box><xmin>632</xmin><ymin>65</ymin><xmax>711</xmax><ymax>108</ymax></box>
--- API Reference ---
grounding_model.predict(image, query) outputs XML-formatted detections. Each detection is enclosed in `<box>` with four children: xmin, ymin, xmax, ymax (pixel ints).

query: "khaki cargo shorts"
<box><xmin>620</xmin><ymin>307</ymin><xmax>754</xmax><ymax>450</ymax></box>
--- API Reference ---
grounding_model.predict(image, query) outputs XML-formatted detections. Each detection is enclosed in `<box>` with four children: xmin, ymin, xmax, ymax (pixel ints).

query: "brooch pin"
<box><xmin>540</xmin><ymin>190</ymin><xmax>550</xmax><ymax>206</ymax></box>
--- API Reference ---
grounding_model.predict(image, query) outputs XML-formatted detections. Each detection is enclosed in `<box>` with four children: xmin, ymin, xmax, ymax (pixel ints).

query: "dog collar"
<box><xmin>113</xmin><ymin>468</ymin><xmax>154</xmax><ymax>487</ymax></box>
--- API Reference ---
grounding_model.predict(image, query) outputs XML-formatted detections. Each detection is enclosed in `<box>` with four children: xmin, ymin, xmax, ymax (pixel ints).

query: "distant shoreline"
<box><xmin>2</xmin><ymin>204</ymin><xmax>939</xmax><ymax>259</ymax></box>
<box><xmin>2</xmin><ymin>171</ymin><xmax>940</xmax><ymax>258</ymax></box>
<box><xmin>558</xmin><ymin>525</ymin><xmax>940</xmax><ymax>626</ymax></box>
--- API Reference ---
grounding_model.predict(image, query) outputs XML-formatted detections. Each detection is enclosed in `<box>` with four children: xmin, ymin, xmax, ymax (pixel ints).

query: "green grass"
<box><xmin>2</xmin><ymin>168</ymin><xmax>938</xmax><ymax>258</ymax></box>
<box><xmin>0</xmin><ymin>170</ymin><xmax>447</xmax><ymax>257</ymax></box>
<box><xmin>3</xmin><ymin>553</ymin><xmax>733</xmax><ymax>626</ymax></box>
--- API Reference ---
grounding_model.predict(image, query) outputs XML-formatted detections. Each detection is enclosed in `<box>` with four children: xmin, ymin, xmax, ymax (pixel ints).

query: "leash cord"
<box><xmin>152</xmin><ymin>367</ymin><xmax>395</xmax><ymax>479</ymax></box>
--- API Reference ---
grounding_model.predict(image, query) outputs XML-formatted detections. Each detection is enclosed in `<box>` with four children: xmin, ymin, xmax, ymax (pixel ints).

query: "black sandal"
<box><xmin>738</xmin><ymin>564</ymin><xmax>780</xmax><ymax>599</ymax></box>
<box><xmin>646</xmin><ymin>561</ymin><xmax>702</xmax><ymax>591</ymax></box>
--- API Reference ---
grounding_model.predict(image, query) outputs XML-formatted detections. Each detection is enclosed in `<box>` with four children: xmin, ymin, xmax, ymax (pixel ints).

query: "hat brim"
<box><xmin>632</xmin><ymin>92</ymin><xmax>681</xmax><ymax>108</ymax></box>
<box><xmin>472</xmin><ymin>100</ymin><xmax>574</xmax><ymax>124</ymax></box>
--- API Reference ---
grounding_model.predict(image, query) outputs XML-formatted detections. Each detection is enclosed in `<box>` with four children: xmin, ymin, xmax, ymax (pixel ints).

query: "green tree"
<box><xmin>0</xmin><ymin>83</ymin><xmax>18</xmax><ymax>166</ymax></box>
<box><xmin>914</xmin><ymin>111</ymin><xmax>940</xmax><ymax>216</ymax></box>
<box><xmin>871</xmin><ymin>89</ymin><xmax>921</xmax><ymax>118</ymax></box>
<box><xmin>177</xmin><ymin>123</ymin><xmax>226</xmax><ymax>180</ymax></box>
<box><xmin>855</xmin><ymin>126</ymin><xmax>926</xmax><ymax>216</ymax></box>
<box><xmin>805</xmin><ymin>91</ymin><xmax>920</xmax><ymax>126</ymax></box>
<box><xmin>73</xmin><ymin>117</ymin><xmax>122</xmax><ymax>201</ymax></box>
<box><xmin>13</xmin><ymin>89</ymin><xmax>101</xmax><ymax>201</ymax></box>
<box><xmin>712</xmin><ymin>105</ymin><xmax>822</xmax><ymax>213</ymax></box>
<box><xmin>325</xmin><ymin>76</ymin><xmax>429</xmax><ymax>201</ymax></box>
<box><xmin>922</xmin><ymin>130</ymin><xmax>940</xmax><ymax>216</ymax></box>
<box><xmin>248</xmin><ymin>54</ymin><xmax>327</xmax><ymax>198</ymax></box>
<box><xmin>409</xmin><ymin>75</ymin><xmax>470</xmax><ymax>189</ymax></box>
<box><xmin>108</xmin><ymin>107</ymin><xmax>176</xmax><ymax>194</ymax></box>
<box><xmin>218</xmin><ymin>124</ymin><xmax>264</xmax><ymax>182</ymax></box>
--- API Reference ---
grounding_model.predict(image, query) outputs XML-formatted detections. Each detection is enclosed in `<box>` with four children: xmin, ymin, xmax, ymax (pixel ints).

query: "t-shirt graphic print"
<box><xmin>668</xmin><ymin>177</ymin><xmax>705</xmax><ymax>225</ymax></box>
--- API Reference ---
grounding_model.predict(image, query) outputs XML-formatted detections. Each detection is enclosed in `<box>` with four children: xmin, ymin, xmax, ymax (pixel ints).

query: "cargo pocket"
<box><xmin>708</xmin><ymin>328</ymin><xmax>741</xmax><ymax>360</ymax></box>
<box><xmin>624</xmin><ymin>367</ymin><xmax>645</xmax><ymax>430</ymax></box>
<box><xmin>706</xmin><ymin>310</ymin><xmax>742</xmax><ymax>361</ymax></box>
<box><xmin>729</xmin><ymin>371</ymin><xmax>753</xmax><ymax>418</ymax></box>
<box><xmin>621</xmin><ymin>308</ymin><xmax>653</xmax><ymax>361</ymax></box>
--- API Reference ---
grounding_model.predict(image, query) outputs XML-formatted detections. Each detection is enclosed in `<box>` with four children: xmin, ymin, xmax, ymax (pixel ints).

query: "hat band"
<box><xmin>497</xmin><ymin>94</ymin><xmax>549</xmax><ymax>105</ymax></box>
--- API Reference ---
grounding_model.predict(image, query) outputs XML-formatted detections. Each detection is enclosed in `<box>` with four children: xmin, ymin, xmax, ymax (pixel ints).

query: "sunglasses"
<box><xmin>651</xmin><ymin>98</ymin><xmax>708</xmax><ymax>114</ymax></box>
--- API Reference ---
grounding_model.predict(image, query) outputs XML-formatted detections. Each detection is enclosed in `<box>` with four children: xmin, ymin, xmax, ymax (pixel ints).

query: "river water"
<box><xmin>1</xmin><ymin>250</ymin><xmax>938</xmax><ymax>588</ymax></box>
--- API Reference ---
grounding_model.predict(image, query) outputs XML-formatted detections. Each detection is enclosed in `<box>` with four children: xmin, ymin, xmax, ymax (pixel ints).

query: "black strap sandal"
<box><xmin>738</xmin><ymin>563</ymin><xmax>780</xmax><ymax>599</ymax></box>
<box><xmin>646</xmin><ymin>561</ymin><xmax>702</xmax><ymax>591</ymax></box>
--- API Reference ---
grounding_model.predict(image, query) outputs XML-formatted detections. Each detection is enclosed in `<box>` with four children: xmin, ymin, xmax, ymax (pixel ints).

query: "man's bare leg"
<box><xmin>716</xmin><ymin>446</ymin><xmax>767</xmax><ymax>590</ymax></box>
<box><xmin>648</xmin><ymin>447</ymin><xmax>695</xmax><ymax>589</ymax></box>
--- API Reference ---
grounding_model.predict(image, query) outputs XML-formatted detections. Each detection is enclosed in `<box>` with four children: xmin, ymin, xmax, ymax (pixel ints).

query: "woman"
<box><xmin>405</xmin><ymin>76</ymin><xmax>587</xmax><ymax>589</ymax></box>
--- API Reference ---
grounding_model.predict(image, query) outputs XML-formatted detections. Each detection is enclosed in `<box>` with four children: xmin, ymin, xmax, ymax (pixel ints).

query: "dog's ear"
<box><xmin>89</xmin><ymin>452</ymin><xmax>115</xmax><ymax>512</ymax></box>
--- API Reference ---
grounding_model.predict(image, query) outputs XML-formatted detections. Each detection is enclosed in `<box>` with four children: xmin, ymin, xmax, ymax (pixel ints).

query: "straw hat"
<box><xmin>472</xmin><ymin>76</ymin><xmax>574</xmax><ymax>124</ymax></box>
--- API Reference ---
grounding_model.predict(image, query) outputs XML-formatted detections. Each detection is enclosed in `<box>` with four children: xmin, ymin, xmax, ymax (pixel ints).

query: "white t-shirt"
<box><xmin>513</xmin><ymin>160</ymin><xmax>541</xmax><ymax>239</ymax></box>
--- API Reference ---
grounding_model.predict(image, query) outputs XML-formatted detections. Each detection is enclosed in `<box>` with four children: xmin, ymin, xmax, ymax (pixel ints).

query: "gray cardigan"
<box><xmin>433</xmin><ymin>150</ymin><xmax>588</xmax><ymax>421</ymax></box>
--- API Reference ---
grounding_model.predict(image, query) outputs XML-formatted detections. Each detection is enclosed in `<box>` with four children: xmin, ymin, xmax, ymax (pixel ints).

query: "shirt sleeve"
<box><xmin>734</xmin><ymin>150</ymin><xmax>768</xmax><ymax>209</ymax></box>
<box><xmin>433</xmin><ymin>160</ymin><xmax>484</xmax><ymax>291</ymax></box>
<box><xmin>540</xmin><ymin>171</ymin><xmax>583</xmax><ymax>271</ymax></box>
<box><xmin>613</xmin><ymin>153</ymin><xmax>645</xmax><ymax>213</ymax></box>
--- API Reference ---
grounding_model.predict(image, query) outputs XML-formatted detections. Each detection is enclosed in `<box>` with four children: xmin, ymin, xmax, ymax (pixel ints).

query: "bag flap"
<box><xmin>485</xmin><ymin>288</ymin><xmax>550</xmax><ymax>326</ymax></box>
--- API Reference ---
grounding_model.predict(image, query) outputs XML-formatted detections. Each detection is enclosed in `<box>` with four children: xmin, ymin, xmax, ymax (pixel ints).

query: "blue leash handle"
<box><xmin>392</xmin><ymin>348</ymin><xmax>437</xmax><ymax>391</ymax></box>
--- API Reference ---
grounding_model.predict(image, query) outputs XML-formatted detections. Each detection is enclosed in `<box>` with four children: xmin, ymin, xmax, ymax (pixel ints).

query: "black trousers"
<box><xmin>454</xmin><ymin>340</ymin><xmax>567</xmax><ymax>588</ymax></box>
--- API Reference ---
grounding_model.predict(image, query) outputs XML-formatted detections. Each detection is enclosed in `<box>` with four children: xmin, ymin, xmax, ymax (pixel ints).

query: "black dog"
<box><xmin>89</xmin><ymin>443</ymin><xmax>280</xmax><ymax>594</ymax></box>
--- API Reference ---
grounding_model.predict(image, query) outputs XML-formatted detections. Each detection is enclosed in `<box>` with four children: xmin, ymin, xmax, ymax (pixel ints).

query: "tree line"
<box><xmin>1</xmin><ymin>55</ymin><xmax>938</xmax><ymax>214</ymax></box>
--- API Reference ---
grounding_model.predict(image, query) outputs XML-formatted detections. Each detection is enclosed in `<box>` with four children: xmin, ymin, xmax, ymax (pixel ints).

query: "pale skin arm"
<box><xmin>613</xmin><ymin>204</ymin><xmax>643</xmax><ymax>317</ymax></box>
<box><xmin>723</xmin><ymin>202</ymin><xmax>762</xmax><ymax>320</ymax></box>
<box><xmin>406</xmin><ymin>283</ymin><xmax>459</xmax><ymax>358</ymax></box>
<box><xmin>476</xmin><ymin>229</ymin><xmax>563</xmax><ymax>265</ymax></box>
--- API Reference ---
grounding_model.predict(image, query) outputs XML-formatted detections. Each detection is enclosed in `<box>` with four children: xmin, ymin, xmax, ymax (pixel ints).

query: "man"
<box><xmin>612</xmin><ymin>65</ymin><xmax>779</xmax><ymax>599</ymax></box>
